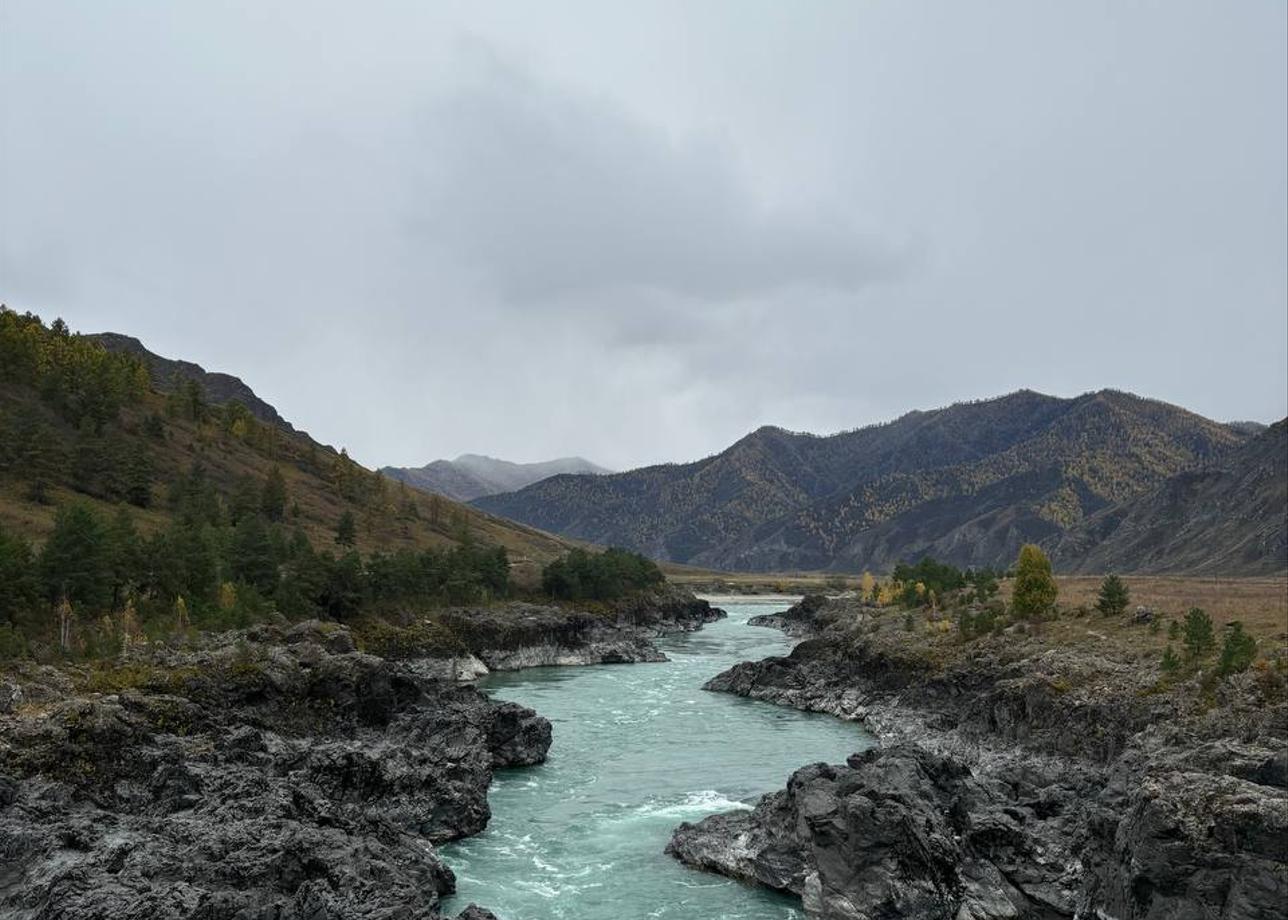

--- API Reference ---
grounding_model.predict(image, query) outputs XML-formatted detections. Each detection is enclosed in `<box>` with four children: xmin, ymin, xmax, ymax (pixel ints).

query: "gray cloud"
<box><xmin>0</xmin><ymin>2</ymin><xmax>1284</xmax><ymax>472</ymax></box>
<box><xmin>406</xmin><ymin>61</ymin><xmax>908</xmax><ymax>302</ymax></box>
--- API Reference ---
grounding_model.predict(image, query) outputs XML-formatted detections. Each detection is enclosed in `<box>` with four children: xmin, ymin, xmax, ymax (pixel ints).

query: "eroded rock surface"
<box><xmin>0</xmin><ymin>624</ymin><xmax>551</xmax><ymax>920</ymax></box>
<box><xmin>672</xmin><ymin>595</ymin><xmax>1288</xmax><ymax>919</ymax></box>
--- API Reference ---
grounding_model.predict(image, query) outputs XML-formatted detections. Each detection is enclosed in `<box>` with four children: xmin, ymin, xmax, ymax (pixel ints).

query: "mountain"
<box><xmin>87</xmin><ymin>332</ymin><xmax>294</xmax><ymax>431</ymax></box>
<box><xmin>1054</xmin><ymin>419</ymin><xmax>1287</xmax><ymax>575</ymax></box>
<box><xmin>474</xmin><ymin>389</ymin><xmax>1258</xmax><ymax>573</ymax></box>
<box><xmin>382</xmin><ymin>454</ymin><xmax>611</xmax><ymax>502</ymax></box>
<box><xmin>0</xmin><ymin>311</ymin><xmax>573</xmax><ymax>568</ymax></box>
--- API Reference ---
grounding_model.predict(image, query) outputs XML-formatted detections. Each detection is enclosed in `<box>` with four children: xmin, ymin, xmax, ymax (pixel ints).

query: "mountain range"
<box><xmin>381</xmin><ymin>454</ymin><xmax>610</xmax><ymax>502</ymax></box>
<box><xmin>474</xmin><ymin>389</ymin><xmax>1286</xmax><ymax>574</ymax></box>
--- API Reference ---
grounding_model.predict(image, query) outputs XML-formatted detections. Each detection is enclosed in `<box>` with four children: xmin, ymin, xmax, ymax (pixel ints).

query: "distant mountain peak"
<box><xmin>382</xmin><ymin>454</ymin><xmax>611</xmax><ymax>502</ymax></box>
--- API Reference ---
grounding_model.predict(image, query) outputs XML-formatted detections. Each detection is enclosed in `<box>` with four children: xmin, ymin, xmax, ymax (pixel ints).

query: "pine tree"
<box><xmin>261</xmin><ymin>466</ymin><xmax>287</xmax><ymax>522</ymax></box>
<box><xmin>1094</xmin><ymin>574</ymin><xmax>1130</xmax><ymax>617</ymax></box>
<box><xmin>1011</xmin><ymin>544</ymin><xmax>1057</xmax><ymax>619</ymax></box>
<box><xmin>1160</xmin><ymin>644</ymin><xmax>1180</xmax><ymax>674</ymax></box>
<box><xmin>230</xmin><ymin>514</ymin><xmax>277</xmax><ymax>594</ymax></box>
<box><xmin>1216</xmin><ymin>621</ymin><xmax>1257</xmax><ymax>676</ymax></box>
<box><xmin>335</xmin><ymin>511</ymin><xmax>357</xmax><ymax>547</ymax></box>
<box><xmin>105</xmin><ymin>506</ymin><xmax>142</xmax><ymax>608</ymax></box>
<box><xmin>1182</xmin><ymin>607</ymin><xmax>1215</xmax><ymax>661</ymax></box>
<box><xmin>39</xmin><ymin>503</ymin><xmax>111</xmax><ymax>609</ymax></box>
<box><xmin>0</xmin><ymin>525</ymin><xmax>39</xmax><ymax>626</ymax></box>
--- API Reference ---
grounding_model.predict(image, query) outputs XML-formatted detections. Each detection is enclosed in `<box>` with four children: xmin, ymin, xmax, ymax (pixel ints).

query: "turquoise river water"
<box><xmin>440</xmin><ymin>600</ymin><xmax>874</xmax><ymax>919</ymax></box>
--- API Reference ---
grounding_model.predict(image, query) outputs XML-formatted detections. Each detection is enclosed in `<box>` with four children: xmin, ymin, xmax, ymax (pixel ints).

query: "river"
<box><xmin>440</xmin><ymin>599</ymin><xmax>874</xmax><ymax>919</ymax></box>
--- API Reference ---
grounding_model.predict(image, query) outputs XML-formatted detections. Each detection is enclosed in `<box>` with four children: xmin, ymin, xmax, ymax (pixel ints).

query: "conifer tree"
<box><xmin>1094</xmin><ymin>574</ymin><xmax>1130</xmax><ymax>617</ymax></box>
<box><xmin>0</xmin><ymin>526</ymin><xmax>39</xmax><ymax>626</ymax></box>
<box><xmin>335</xmin><ymin>511</ymin><xmax>357</xmax><ymax>547</ymax></box>
<box><xmin>39</xmin><ymin>503</ymin><xmax>111</xmax><ymax>609</ymax></box>
<box><xmin>1011</xmin><ymin>544</ymin><xmax>1057</xmax><ymax>618</ymax></box>
<box><xmin>1217</xmin><ymin>621</ymin><xmax>1256</xmax><ymax>676</ymax></box>
<box><xmin>1182</xmin><ymin>607</ymin><xmax>1215</xmax><ymax>661</ymax></box>
<box><xmin>261</xmin><ymin>466</ymin><xmax>287</xmax><ymax>522</ymax></box>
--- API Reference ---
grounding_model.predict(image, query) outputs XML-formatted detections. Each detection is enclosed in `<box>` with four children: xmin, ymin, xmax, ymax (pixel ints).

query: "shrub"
<box><xmin>1160</xmin><ymin>644</ymin><xmax>1180</xmax><ymax>674</ymax></box>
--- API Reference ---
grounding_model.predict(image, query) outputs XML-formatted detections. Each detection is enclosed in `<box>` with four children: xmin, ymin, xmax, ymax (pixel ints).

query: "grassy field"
<box><xmin>669</xmin><ymin>568</ymin><xmax>1287</xmax><ymax>644</ymax></box>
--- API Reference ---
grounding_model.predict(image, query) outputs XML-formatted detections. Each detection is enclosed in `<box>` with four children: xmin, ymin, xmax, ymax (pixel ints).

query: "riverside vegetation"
<box><xmin>0</xmin><ymin>308</ymin><xmax>726</xmax><ymax>918</ymax></box>
<box><xmin>668</xmin><ymin>545</ymin><xmax>1288</xmax><ymax>919</ymax></box>
<box><xmin>3</xmin><ymin>308</ymin><xmax>1285</xmax><ymax>918</ymax></box>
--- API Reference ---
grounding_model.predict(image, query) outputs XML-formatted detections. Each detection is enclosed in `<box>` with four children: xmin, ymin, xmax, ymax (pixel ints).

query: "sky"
<box><xmin>2</xmin><ymin>1</ymin><xmax>1285</xmax><ymax>471</ymax></box>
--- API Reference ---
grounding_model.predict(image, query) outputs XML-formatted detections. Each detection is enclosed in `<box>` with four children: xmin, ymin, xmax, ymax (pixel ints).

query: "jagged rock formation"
<box><xmin>383</xmin><ymin>454</ymin><xmax>611</xmax><ymax>502</ymax></box>
<box><xmin>0</xmin><ymin>621</ymin><xmax>551</xmax><ymax>919</ymax></box>
<box><xmin>670</xmin><ymin>596</ymin><xmax>1288</xmax><ymax>919</ymax></box>
<box><xmin>475</xmin><ymin>389</ymin><xmax>1260</xmax><ymax>573</ymax></box>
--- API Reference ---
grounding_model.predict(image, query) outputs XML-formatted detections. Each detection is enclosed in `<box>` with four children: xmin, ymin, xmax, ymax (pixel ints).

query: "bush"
<box><xmin>1160</xmin><ymin>644</ymin><xmax>1180</xmax><ymax>674</ymax></box>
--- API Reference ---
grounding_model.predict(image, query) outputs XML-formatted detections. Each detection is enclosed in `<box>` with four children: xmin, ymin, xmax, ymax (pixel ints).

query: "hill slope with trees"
<box><xmin>474</xmin><ymin>390</ymin><xmax>1263</xmax><ymax>573</ymax></box>
<box><xmin>0</xmin><ymin>308</ymin><xmax>579</xmax><ymax>655</ymax></box>
<box><xmin>1054</xmin><ymin>418</ymin><xmax>1288</xmax><ymax>575</ymax></box>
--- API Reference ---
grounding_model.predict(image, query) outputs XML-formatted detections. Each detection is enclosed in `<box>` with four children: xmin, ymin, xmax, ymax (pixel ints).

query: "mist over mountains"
<box><xmin>381</xmin><ymin>455</ymin><xmax>611</xmax><ymax>503</ymax></box>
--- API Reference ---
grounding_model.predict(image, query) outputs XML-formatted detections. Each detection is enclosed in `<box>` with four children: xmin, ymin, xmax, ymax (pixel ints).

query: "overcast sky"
<box><xmin>2</xmin><ymin>2</ymin><xmax>1285</xmax><ymax>470</ymax></box>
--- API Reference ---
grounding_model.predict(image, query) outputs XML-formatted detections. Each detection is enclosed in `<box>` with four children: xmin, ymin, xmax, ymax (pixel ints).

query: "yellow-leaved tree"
<box><xmin>1011</xmin><ymin>544</ymin><xmax>1057</xmax><ymax>619</ymax></box>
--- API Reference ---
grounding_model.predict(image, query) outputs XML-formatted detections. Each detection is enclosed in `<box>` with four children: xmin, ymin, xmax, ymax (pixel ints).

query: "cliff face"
<box><xmin>670</xmin><ymin>596</ymin><xmax>1288</xmax><ymax>920</ymax></box>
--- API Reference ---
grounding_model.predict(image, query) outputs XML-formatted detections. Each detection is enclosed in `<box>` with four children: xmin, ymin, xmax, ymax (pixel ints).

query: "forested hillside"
<box><xmin>1055</xmin><ymin>419</ymin><xmax>1288</xmax><ymax>575</ymax></box>
<box><xmin>475</xmin><ymin>390</ymin><xmax>1257</xmax><ymax>572</ymax></box>
<box><xmin>0</xmin><ymin>309</ymin><xmax>574</xmax><ymax>656</ymax></box>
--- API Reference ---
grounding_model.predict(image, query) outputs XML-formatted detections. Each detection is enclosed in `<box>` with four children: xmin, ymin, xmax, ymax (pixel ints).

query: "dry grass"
<box><xmin>1049</xmin><ymin>575</ymin><xmax>1287</xmax><ymax>642</ymax></box>
<box><xmin>664</xmin><ymin>567</ymin><xmax>859</xmax><ymax>595</ymax></box>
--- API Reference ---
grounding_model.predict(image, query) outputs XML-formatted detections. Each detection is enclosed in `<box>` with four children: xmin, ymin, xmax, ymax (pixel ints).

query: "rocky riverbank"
<box><xmin>669</xmin><ymin>595</ymin><xmax>1288</xmax><ymax>919</ymax></box>
<box><xmin>358</xmin><ymin>585</ymin><xmax>724</xmax><ymax>677</ymax></box>
<box><xmin>0</xmin><ymin>587</ymin><xmax>723</xmax><ymax>919</ymax></box>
